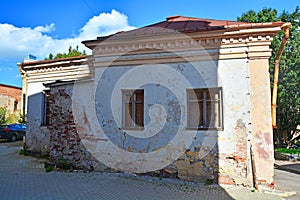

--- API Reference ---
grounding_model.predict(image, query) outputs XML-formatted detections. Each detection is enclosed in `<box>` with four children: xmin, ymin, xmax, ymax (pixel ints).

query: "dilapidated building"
<box><xmin>19</xmin><ymin>16</ymin><xmax>289</xmax><ymax>187</ymax></box>
<box><xmin>18</xmin><ymin>56</ymin><xmax>92</xmax><ymax>155</ymax></box>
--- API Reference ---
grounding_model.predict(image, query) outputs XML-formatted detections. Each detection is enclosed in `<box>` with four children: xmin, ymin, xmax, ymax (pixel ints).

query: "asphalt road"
<box><xmin>274</xmin><ymin>168</ymin><xmax>300</xmax><ymax>200</ymax></box>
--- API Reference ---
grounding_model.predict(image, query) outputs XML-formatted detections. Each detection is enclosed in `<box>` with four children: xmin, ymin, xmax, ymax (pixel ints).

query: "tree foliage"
<box><xmin>238</xmin><ymin>7</ymin><xmax>300</xmax><ymax>146</ymax></box>
<box><xmin>45</xmin><ymin>45</ymin><xmax>86</xmax><ymax>60</ymax></box>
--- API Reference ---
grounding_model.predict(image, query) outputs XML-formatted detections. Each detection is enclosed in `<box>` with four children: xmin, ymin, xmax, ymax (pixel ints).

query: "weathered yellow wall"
<box><xmin>249</xmin><ymin>59</ymin><xmax>274</xmax><ymax>184</ymax></box>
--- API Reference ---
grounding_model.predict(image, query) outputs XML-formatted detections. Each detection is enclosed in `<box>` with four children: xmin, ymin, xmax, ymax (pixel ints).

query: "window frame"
<box><xmin>122</xmin><ymin>89</ymin><xmax>144</xmax><ymax>130</ymax></box>
<box><xmin>186</xmin><ymin>87</ymin><xmax>223</xmax><ymax>130</ymax></box>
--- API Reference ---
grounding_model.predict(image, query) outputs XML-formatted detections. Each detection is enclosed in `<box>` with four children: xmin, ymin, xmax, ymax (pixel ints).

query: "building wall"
<box><xmin>0</xmin><ymin>84</ymin><xmax>22</xmax><ymax>116</ymax></box>
<box><xmin>48</xmin><ymin>83</ymin><xmax>108</xmax><ymax>171</ymax></box>
<box><xmin>21</xmin><ymin>56</ymin><xmax>92</xmax><ymax>156</ymax></box>
<box><xmin>249</xmin><ymin>59</ymin><xmax>274</xmax><ymax>184</ymax></box>
<box><xmin>48</xmin><ymin>59</ymin><xmax>254</xmax><ymax>185</ymax></box>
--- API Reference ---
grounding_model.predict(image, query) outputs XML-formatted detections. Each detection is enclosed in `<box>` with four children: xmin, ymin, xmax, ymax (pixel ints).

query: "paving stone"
<box><xmin>0</xmin><ymin>144</ymin><xmax>289</xmax><ymax>200</ymax></box>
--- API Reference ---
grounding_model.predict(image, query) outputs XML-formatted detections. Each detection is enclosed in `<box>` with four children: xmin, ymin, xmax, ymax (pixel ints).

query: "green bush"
<box><xmin>275</xmin><ymin>148</ymin><xmax>300</xmax><ymax>154</ymax></box>
<box><xmin>45</xmin><ymin>165</ymin><xmax>53</xmax><ymax>173</ymax></box>
<box><xmin>19</xmin><ymin>149</ymin><xmax>24</xmax><ymax>155</ymax></box>
<box><xmin>6</xmin><ymin>113</ymin><xmax>20</xmax><ymax>124</ymax></box>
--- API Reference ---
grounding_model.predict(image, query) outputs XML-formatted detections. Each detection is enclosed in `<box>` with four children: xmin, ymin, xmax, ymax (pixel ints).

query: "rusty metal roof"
<box><xmin>87</xmin><ymin>16</ymin><xmax>285</xmax><ymax>43</ymax></box>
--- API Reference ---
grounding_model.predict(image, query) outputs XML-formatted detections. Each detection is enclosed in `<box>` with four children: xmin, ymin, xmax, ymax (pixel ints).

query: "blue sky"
<box><xmin>0</xmin><ymin>0</ymin><xmax>299</xmax><ymax>87</ymax></box>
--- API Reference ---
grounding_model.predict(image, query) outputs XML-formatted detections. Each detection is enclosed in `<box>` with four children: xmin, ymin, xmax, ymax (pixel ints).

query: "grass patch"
<box><xmin>19</xmin><ymin>149</ymin><xmax>24</xmax><ymax>155</ymax></box>
<box><xmin>204</xmin><ymin>179</ymin><xmax>214</xmax><ymax>186</ymax></box>
<box><xmin>275</xmin><ymin>148</ymin><xmax>300</xmax><ymax>154</ymax></box>
<box><xmin>45</xmin><ymin>165</ymin><xmax>53</xmax><ymax>173</ymax></box>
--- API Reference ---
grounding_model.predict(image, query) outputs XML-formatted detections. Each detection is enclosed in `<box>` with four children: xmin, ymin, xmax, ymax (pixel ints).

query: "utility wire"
<box><xmin>82</xmin><ymin>0</ymin><xmax>97</xmax><ymax>16</ymax></box>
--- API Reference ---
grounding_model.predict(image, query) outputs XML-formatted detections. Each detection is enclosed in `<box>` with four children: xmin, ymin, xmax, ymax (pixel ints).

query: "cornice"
<box><xmin>91</xmin><ymin>34</ymin><xmax>275</xmax><ymax>67</ymax></box>
<box><xmin>25</xmin><ymin>62</ymin><xmax>94</xmax><ymax>83</ymax></box>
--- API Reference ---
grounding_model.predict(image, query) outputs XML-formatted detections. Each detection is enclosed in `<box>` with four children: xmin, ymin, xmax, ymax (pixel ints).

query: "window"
<box><xmin>14</xmin><ymin>100</ymin><xmax>18</xmax><ymax>112</ymax></box>
<box><xmin>187</xmin><ymin>88</ymin><xmax>223</xmax><ymax>130</ymax></box>
<box><xmin>123</xmin><ymin>89</ymin><xmax>144</xmax><ymax>129</ymax></box>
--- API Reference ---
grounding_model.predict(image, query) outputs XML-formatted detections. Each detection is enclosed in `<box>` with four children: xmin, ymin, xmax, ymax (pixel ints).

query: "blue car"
<box><xmin>0</xmin><ymin>124</ymin><xmax>26</xmax><ymax>142</ymax></box>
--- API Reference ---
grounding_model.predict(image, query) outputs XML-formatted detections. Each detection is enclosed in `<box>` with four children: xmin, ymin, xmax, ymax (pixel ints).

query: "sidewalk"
<box><xmin>0</xmin><ymin>142</ymin><xmax>296</xmax><ymax>200</ymax></box>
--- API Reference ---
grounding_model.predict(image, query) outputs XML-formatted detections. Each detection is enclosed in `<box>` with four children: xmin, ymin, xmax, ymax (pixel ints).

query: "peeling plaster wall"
<box><xmin>249</xmin><ymin>59</ymin><xmax>274</xmax><ymax>184</ymax></box>
<box><xmin>48</xmin><ymin>58</ymin><xmax>254</xmax><ymax>185</ymax></box>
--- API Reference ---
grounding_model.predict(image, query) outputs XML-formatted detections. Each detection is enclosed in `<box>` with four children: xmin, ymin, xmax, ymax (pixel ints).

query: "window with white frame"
<box><xmin>187</xmin><ymin>88</ymin><xmax>223</xmax><ymax>130</ymax></box>
<box><xmin>123</xmin><ymin>89</ymin><xmax>144</xmax><ymax>129</ymax></box>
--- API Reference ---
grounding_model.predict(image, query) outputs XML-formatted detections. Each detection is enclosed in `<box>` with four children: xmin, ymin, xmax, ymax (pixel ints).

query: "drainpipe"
<box><xmin>18</xmin><ymin>63</ymin><xmax>27</xmax><ymax>124</ymax></box>
<box><xmin>272</xmin><ymin>23</ymin><xmax>291</xmax><ymax>128</ymax></box>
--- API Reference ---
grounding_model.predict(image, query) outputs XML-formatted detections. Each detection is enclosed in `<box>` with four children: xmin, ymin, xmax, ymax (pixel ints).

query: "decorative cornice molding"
<box><xmin>91</xmin><ymin>33</ymin><xmax>275</xmax><ymax>67</ymax></box>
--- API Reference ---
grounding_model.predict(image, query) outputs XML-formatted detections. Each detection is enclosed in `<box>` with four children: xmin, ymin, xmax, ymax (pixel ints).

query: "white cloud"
<box><xmin>0</xmin><ymin>9</ymin><xmax>136</xmax><ymax>62</ymax></box>
<box><xmin>34</xmin><ymin>23</ymin><xmax>55</xmax><ymax>33</ymax></box>
<box><xmin>79</xmin><ymin>9</ymin><xmax>135</xmax><ymax>40</ymax></box>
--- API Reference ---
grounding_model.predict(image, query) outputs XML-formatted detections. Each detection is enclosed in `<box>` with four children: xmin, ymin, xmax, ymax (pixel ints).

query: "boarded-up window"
<box><xmin>187</xmin><ymin>88</ymin><xmax>223</xmax><ymax>130</ymax></box>
<box><xmin>123</xmin><ymin>89</ymin><xmax>144</xmax><ymax>128</ymax></box>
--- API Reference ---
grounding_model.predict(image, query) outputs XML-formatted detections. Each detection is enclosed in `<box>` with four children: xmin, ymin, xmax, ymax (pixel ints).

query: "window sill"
<box><xmin>122</xmin><ymin>127</ymin><xmax>144</xmax><ymax>131</ymax></box>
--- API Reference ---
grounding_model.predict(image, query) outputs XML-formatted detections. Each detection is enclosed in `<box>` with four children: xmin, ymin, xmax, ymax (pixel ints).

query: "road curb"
<box><xmin>274</xmin><ymin>163</ymin><xmax>300</xmax><ymax>175</ymax></box>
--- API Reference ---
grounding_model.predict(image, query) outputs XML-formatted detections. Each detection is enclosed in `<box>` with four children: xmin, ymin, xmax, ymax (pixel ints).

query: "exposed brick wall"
<box><xmin>218</xmin><ymin>119</ymin><xmax>251</xmax><ymax>186</ymax></box>
<box><xmin>175</xmin><ymin>146</ymin><xmax>218</xmax><ymax>182</ymax></box>
<box><xmin>48</xmin><ymin>84</ymin><xmax>109</xmax><ymax>171</ymax></box>
<box><xmin>0</xmin><ymin>84</ymin><xmax>22</xmax><ymax>114</ymax></box>
<box><xmin>0</xmin><ymin>84</ymin><xmax>21</xmax><ymax>101</ymax></box>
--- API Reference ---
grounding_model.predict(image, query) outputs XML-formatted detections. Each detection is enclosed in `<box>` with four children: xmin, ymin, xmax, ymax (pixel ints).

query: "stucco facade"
<box><xmin>20</xmin><ymin>16</ymin><xmax>288</xmax><ymax>187</ymax></box>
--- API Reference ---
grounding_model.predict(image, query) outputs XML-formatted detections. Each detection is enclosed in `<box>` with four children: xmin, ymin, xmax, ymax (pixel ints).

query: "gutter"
<box><xmin>272</xmin><ymin>23</ymin><xmax>291</xmax><ymax>128</ymax></box>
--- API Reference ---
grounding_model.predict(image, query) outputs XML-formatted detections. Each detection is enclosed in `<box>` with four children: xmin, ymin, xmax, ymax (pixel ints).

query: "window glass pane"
<box><xmin>188</xmin><ymin>102</ymin><xmax>203</xmax><ymax>127</ymax></box>
<box><xmin>214</xmin><ymin>100</ymin><xmax>220</xmax><ymax>127</ymax></box>
<box><xmin>124</xmin><ymin>103</ymin><xmax>133</xmax><ymax>127</ymax></box>
<box><xmin>206</xmin><ymin>97</ymin><xmax>220</xmax><ymax>128</ymax></box>
<box><xmin>135</xmin><ymin>92</ymin><xmax>143</xmax><ymax>102</ymax></box>
<box><xmin>189</xmin><ymin>89</ymin><xmax>203</xmax><ymax>101</ymax></box>
<box><xmin>207</xmin><ymin>89</ymin><xmax>219</xmax><ymax>101</ymax></box>
<box><xmin>135</xmin><ymin>102</ymin><xmax>144</xmax><ymax>127</ymax></box>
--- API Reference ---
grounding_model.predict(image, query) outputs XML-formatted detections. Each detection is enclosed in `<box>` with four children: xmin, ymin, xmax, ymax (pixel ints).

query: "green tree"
<box><xmin>237</xmin><ymin>8</ymin><xmax>277</xmax><ymax>22</ymax></box>
<box><xmin>45</xmin><ymin>45</ymin><xmax>86</xmax><ymax>60</ymax></box>
<box><xmin>48</xmin><ymin>53</ymin><xmax>53</xmax><ymax>60</ymax></box>
<box><xmin>238</xmin><ymin>7</ymin><xmax>300</xmax><ymax>147</ymax></box>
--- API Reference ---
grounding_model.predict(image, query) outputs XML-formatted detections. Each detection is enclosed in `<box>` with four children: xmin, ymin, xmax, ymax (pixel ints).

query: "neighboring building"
<box><xmin>0</xmin><ymin>83</ymin><xmax>22</xmax><ymax>119</ymax></box>
<box><xmin>19</xmin><ymin>16</ymin><xmax>289</xmax><ymax>187</ymax></box>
